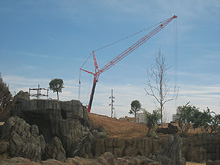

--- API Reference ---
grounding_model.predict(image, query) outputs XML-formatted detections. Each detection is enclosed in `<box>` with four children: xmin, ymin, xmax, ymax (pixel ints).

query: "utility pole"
<box><xmin>109</xmin><ymin>89</ymin><xmax>115</xmax><ymax>118</ymax></box>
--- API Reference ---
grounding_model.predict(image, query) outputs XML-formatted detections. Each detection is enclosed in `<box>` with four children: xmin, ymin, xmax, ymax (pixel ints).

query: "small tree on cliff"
<box><xmin>129</xmin><ymin>100</ymin><xmax>141</xmax><ymax>131</ymax></box>
<box><xmin>145</xmin><ymin>110</ymin><xmax>160</xmax><ymax>136</ymax></box>
<box><xmin>49</xmin><ymin>79</ymin><xmax>64</xmax><ymax>100</ymax></box>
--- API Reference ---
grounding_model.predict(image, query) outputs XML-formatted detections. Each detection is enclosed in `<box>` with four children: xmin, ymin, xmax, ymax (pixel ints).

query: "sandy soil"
<box><xmin>89</xmin><ymin>113</ymin><xmax>149</xmax><ymax>138</ymax></box>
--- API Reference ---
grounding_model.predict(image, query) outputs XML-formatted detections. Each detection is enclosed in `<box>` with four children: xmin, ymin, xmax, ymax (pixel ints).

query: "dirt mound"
<box><xmin>89</xmin><ymin>113</ymin><xmax>210</xmax><ymax>139</ymax></box>
<box><xmin>89</xmin><ymin>113</ymin><xmax>148</xmax><ymax>138</ymax></box>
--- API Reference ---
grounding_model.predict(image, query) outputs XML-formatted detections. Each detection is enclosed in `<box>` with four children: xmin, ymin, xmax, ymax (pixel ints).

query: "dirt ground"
<box><xmin>89</xmin><ymin>113</ymin><xmax>149</xmax><ymax>139</ymax></box>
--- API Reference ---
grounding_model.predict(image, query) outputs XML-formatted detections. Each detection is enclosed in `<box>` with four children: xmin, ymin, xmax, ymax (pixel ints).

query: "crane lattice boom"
<box><xmin>80</xmin><ymin>15</ymin><xmax>177</xmax><ymax>112</ymax></box>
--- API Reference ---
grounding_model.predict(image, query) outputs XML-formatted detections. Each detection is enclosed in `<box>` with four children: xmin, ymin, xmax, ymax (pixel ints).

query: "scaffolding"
<box><xmin>29</xmin><ymin>85</ymin><xmax>49</xmax><ymax>99</ymax></box>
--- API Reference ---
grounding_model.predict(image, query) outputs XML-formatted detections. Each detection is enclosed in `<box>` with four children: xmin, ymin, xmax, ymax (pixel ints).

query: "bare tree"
<box><xmin>145</xmin><ymin>50</ymin><xmax>178</xmax><ymax>124</ymax></box>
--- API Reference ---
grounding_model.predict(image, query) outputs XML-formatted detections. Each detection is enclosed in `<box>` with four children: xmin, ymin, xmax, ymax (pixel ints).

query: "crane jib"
<box><xmin>80</xmin><ymin>15</ymin><xmax>177</xmax><ymax>112</ymax></box>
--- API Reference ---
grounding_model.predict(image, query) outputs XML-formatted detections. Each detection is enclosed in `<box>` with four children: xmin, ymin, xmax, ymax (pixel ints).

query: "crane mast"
<box><xmin>80</xmin><ymin>15</ymin><xmax>177</xmax><ymax>112</ymax></box>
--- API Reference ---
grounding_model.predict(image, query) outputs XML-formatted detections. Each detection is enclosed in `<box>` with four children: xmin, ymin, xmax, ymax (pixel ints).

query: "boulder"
<box><xmin>97</xmin><ymin>152</ymin><xmax>116</xmax><ymax>164</ymax></box>
<box><xmin>1</xmin><ymin>116</ymin><xmax>46</xmax><ymax>162</ymax></box>
<box><xmin>44</xmin><ymin>137</ymin><xmax>66</xmax><ymax>162</ymax></box>
<box><xmin>41</xmin><ymin>159</ymin><xmax>67</xmax><ymax>165</ymax></box>
<box><xmin>14</xmin><ymin>90</ymin><xmax>30</xmax><ymax>100</ymax></box>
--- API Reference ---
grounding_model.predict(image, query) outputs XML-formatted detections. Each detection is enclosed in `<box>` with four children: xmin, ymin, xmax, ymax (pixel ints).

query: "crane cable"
<box><xmin>92</xmin><ymin>17</ymin><xmax>171</xmax><ymax>53</ymax></box>
<box><xmin>78</xmin><ymin>52</ymin><xmax>92</xmax><ymax>100</ymax></box>
<box><xmin>174</xmin><ymin>16</ymin><xmax>178</xmax><ymax>109</ymax></box>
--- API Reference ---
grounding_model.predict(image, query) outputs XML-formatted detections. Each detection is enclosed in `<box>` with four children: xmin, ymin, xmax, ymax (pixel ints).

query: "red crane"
<box><xmin>80</xmin><ymin>15</ymin><xmax>177</xmax><ymax>112</ymax></box>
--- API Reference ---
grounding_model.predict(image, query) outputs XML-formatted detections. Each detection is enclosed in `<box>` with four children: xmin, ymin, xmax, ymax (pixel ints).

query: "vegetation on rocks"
<box><xmin>49</xmin><ymin>78</ymin><xmax>64</xmax><ymax>100</ymax></box>
<box><xmin>176</xmin><ymin>102</ymin><xmax>220</xmax><ymax>136</ymax></box>
<box><xmin>145</xmin><ymin>110</ymin><xmax>160</xmax><ymax>137</ymax></box>
<box><xmin>0</xmin><ymin>73</ymin><xmax>13</xmax><ymax>122</ymax></box>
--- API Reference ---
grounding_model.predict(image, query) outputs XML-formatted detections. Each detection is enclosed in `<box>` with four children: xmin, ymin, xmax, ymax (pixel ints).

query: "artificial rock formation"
<box><xmin>44</xmin><ymin>136</ymin><xmax>66</xmax><ymax>162</ymax></box>
<box><xmin>155</xmin><ymin>135</ymin><xmax>186</xmax><ymax>165</ymax></box>
<box><xmin>1</xmin><ymin>116</ymin><xmax>67</xmax><ymax>162</ymax></box>
<box><xmin>11</xmin><ymin>97</ymin><xmax>90</xmax><ymax>157</ymax></box>
<box><xmin>1</xmin><ymin>116</ymin><xmax>46</xmax><ymax>162</ymax></box>
<box><xmin>94</xmin><ymin>138</ymin><xmax>165</xmax><ymax>158</ymax></box>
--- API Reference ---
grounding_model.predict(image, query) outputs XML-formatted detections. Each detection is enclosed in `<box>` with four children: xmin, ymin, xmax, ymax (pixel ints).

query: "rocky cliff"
<box><xmin>94</xmin><ymin>137</ymin><xmax>165</xmax><ymax>158</ymax></box>
<box><xmin>0</xmin><ymin>116</ymin><xmax>66</xmax><ymax>162</ymax></box>
<box><xmin>182</xmin><ymin>134</ymin><xmax>220</xmax><ymax>162</ymax></box>
<box><xmin>11</xmin><ymin>97</ymin><xmax>91</xmax><ymax>158</ymax></box>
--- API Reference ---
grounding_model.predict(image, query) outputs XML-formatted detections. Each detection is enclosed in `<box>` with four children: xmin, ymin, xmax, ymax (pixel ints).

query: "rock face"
<box><xmin>1</xmin><ymin>116</ymin><xmax>46</xmax><ymax>162</ymax></box>
<box><xmin>1</xmin><ymin>116</ymin><xmax>67</xmax><ymax>162</ymax></box>
<box><xmin>94</xmin><ymin>138</ymin><xmax>165</xmax><ymax>158</ymax></box>
<box><xmin>44</xmin><ymin>136</ymin><xmax>66</xmax><ymax>162</ymax></box>
<box><xmin>182</xmin><ymin>134</ymin><xmax>218</xmax><ymax>162</ymax></box>
<box><xmin>156</xmin><ymin>135</ymin><xmax>186</xmax><ymax>165</ymax></box>
<box><xmin>11</xmin><ymin>97</ymin><xmax>90</xmax><ymax>157</ymax></box>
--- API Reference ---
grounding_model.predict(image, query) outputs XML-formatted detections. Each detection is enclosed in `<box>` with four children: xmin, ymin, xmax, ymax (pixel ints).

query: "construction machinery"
<box><xmin>80</xmin><ymin>15</ymin><xmax>177</xmax><ymax>112</ymax></box>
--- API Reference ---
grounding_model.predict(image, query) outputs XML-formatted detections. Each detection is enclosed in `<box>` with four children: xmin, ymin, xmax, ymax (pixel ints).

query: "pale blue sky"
<box><xmin>0</xmin><ymin>0</ymin><xmax>220</xmax><ymax>120</ymax></box>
